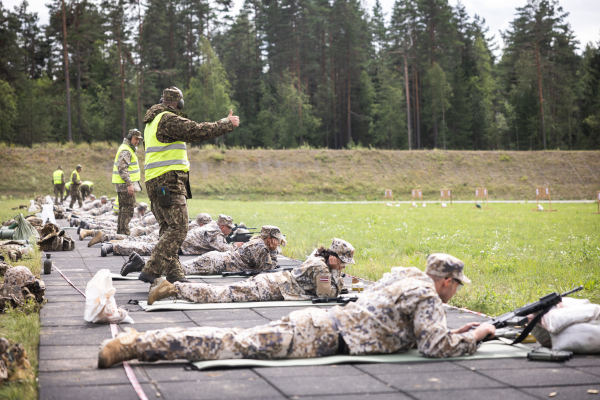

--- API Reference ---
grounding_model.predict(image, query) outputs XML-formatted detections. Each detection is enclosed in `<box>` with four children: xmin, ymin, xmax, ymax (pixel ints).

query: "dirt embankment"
<box><xmin>2</xmin><ymin>145</ymin><xmax>598</xmax><ymax>201</ymax></box>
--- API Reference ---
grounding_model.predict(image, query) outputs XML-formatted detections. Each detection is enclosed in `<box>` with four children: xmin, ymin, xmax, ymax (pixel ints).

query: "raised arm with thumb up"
<box><xmin>227</xmin><ymin>109</ymin><xmax>240</xmax><ymax>127</ymax></box>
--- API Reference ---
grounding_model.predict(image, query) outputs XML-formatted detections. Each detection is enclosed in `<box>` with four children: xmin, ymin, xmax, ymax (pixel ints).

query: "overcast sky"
<box><xmin>3</xmin><ymin>0</ymin><xmax>599</xmax><ymax>55</ymax></box>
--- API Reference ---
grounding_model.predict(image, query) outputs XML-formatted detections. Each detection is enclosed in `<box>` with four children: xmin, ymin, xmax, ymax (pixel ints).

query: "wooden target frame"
<box><xmin>384</xmin><ymin>189</ymin><xmax>393</xmax><ymax>206</ymax></box>
<box><xmin>595</xmin><ymin>191</ymin><xmax>600</xmax><ymax>214</ymax></box>
<box><xmin>532</xmin><ymin>187</ymin><xmax>557</xmax><ymax>212</ymax></box>
<box><xmin>440</xmin><ymin>189</ymin><xmax>452</xmax><ymax>207</ymax></box>
<box><xmin>472</xmin><ymin>188</ymin><xmax>490</xmax><ymax>209</ymax></box>
<box><xmin>411</xmin><ymin>189</ymin><xmax>423</xmax><ymax>207</ymax></box>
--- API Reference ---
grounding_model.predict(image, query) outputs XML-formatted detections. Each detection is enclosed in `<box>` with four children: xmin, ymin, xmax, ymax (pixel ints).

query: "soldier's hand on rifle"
<box><xmin>470</xmin><ymin>323</ymin><xmax>496</xmax><ymax>341</ymax></box>
<box><xmin>235</xmin><ymin>242</ymin><xmax>243</xmax><ymax>248</ymax></box>
<box><xmin>451</xmin><ymin>322</ymin><xmax>480</xmax><ymax>334</ymax></box>
<box><xmin>227</xmin><ymin>109</ymin><xmax>240</xmax><ymax>127</ymax></box>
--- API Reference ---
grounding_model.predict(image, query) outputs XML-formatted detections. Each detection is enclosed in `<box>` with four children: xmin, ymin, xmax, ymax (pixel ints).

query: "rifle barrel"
<box><xmin>561</xmin><ymin>285</ymin><xmax>584</xmax><ymax>297</ymax></box>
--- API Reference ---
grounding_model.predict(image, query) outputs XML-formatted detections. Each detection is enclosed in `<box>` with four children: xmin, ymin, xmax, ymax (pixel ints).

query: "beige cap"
<box><xmin>196</xmin><ymin>213</ymin><xmax>213</xmax><ymax>225</ymax></box>
<box><xmin>330</xmin><ymin>238</ymin><xmax>355</xmax><ymax>264</ymax></box>
<box><xmin>426</xmin><ymin>253</ymin><xmax>471</xmax><ymax>284</ymax></box>
<box><xmin>217</xmin><ymin>214</ymin><xmax>235</xmax><ymax>229</ymax></box>
<box><xmin>260</xmin><ymin>225</ymin><xmax>285</xmax><ymax>241</ymax></box>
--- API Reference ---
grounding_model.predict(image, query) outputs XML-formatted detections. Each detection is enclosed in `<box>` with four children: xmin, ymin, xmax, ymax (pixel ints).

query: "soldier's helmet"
<box><xmin>426</xmin><ymin>253</ymin><xmax>471</xmax><ymax>284</ymax></box>
<box><xmin>217</xmin><ymin>214</ymin><xmax>235</xmax><ymax>229</ymax></box>
<box><xmin>260</xmin><ymin>225</ymin><xmax>285</xmax><ymax>242</ymax></box>
<box><xmin>330</xmin><ymin>238</ymin><xmax>355</xmax><ymax>265</ymax></box>
<box><xmin>128</xmin><ymin>129</ymin><xmax>143</xmax><ymax>141</ymax></box>
<box><xmin>196</xmin><ymin>213</ymin><xmax>212</xmax><ymax>225</ymax></box>
<box><xmin>4</xmin><ymin>266</ymin><xmax>36</xmax><ymax>288</ymax></box>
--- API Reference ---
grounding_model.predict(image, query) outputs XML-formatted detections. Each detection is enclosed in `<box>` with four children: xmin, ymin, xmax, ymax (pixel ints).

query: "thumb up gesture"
<box><xmin>227</xmin><ymin>109</ymin><xmax>240</xmax><ymax>127</ymax></box>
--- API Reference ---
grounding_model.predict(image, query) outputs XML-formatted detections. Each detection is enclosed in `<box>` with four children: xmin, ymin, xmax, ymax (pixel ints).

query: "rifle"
<box><xmin>312</xmin><ymin>296</ymin><xmax>359</xmax><ymax>304</ymax></box>
<box><xmin>222</xmin><ymin>266</ymin><xmax>294</xmax><ymax>277</ymax></box>
<box><xmin>226</xmin><ymin>223</ymin><xmax>258</xmax><ymax>244</ymax></box>
<box><xmin>484</xmin><ymin>285</ymin><xmax>583</xmax><ymax>344</ymax></box>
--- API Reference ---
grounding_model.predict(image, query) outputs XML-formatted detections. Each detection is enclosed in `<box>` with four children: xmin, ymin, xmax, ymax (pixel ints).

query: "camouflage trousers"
<box><xmin>175</xmin><ymin>274</ymin><xmax>284</xmax><ymax>303</ymax></box>
<box><xmin>117</xmin><ymin>191</ymin><xmax>136</xmax><ymax>235</ymax></box>
<box><xmin>136</xmin><ymin>308</ymin><xmax>339</xmax><ymax>362</ymax></box>
<box><xmin>141</xmin><ymin>194</ymin><xmax>188</xmax><ymax>280</ymax></box>
<box><xmin>80</xmin><ymin>186</ymin><xmax>92</xmax><ymax>199</ymax></box>
<box><xmin>69</xmin><ymin>184</ymin><xmax>83</xmax><ymax>208</ymax></box>
<box><xmin>86</xmin><ymin>221</ymin><xmax>117</xmax><ymax>230</ymax></box>
<box><xmin>181</xmin><ymin>251</ymin><xmax>243</xmax><ymax>275</ymax></box>
<box><xmin>130</xmin><ymin>225</ymin><xmax>158</xmax><ymax>237</ymax></box>
<box><xmin>53</xmin><ymin>184</ymin><xmax>64</xmax><ymax>205</ymax></box>
<box><xmin>114</xmin><ymin>241</ymin><xmax>156</xmax><ymax>256</ymax></box>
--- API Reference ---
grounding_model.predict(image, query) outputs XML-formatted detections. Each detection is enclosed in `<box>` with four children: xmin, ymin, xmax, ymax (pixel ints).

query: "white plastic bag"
<box><xmin>551</xmin><ymin>322</ymin><xmax>600</xmax><ymax>353</ymax></box>
<box><xmin>28</xmin><ymin>200</ymin><xmax>37</xmax><ymax>212</ymax></box>
<box><xmin>45</xmin><ymin>195</ymin><xmax>53</xmax><ymax>205</ymax></box>
<box><xmin>441</xmin><ymin>202</ymin><xmax>447</xmax><ymax>208</ymax></box>
<box><xmin>84</xmin><ymin>269</ymin><xmax>134</xmax><ymax>324</ymax></box>
<box><xmin>41</xmin><ymin>204</ymin><xmax>56</xmax><ymax>225</ymax></box>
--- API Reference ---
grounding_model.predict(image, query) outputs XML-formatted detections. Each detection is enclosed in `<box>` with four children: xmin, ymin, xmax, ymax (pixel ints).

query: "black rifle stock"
<box><xmin>312</xmin><ymin>296</ymin><xmax>359</xmax><ymax>304</ymax></box>
<box><xmin>221</xmin><ymin>267</ymin><xmax>294</xmax><ymax>277</ymax></box>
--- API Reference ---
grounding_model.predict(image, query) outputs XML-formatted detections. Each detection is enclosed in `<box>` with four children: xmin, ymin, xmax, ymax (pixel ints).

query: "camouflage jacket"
<box><xmin>142</xmin><ymin>104</ymin><xmax>234</xmax><ymax>197</ymax></box>
<box><xmin>115</xmin><ymin>138</ymin><xmax>142</xmax><ymax>192</ymax></box>
<box><xmin>89</xmin><ymin>203</ymin><xmax>112</xmax><ymax>216</ymax></box>
<box><xmin>329</xmin><ymin>267</ymin><xmax>477</xmax><ymax>358</ymax></box>
<box><xmin>273</xmin><ymin>255</ymin><xmax>343</xmax><ymax>300</ymax></box>
<box><xmin>229</xmin><ymin>237</ymin><xmax>276</xmax><ymax>271</ymax></box>
<box><xmin>80</xmin><ymin>199</ymin><xmax>102</xmax><ymax>212</ymax></box>
<box><xmin>180</xmin><ymin>223</ymin><xmax>234</xmax><ymax>255</ymax></box>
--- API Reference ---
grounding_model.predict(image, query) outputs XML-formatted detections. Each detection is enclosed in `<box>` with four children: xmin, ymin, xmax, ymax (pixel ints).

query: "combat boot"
<box><xmin>148</xmin><ymin>278</ymin><xmax>177</xmax><ymax>305</ymax></box>
<box><xmin>79</xmin><ymin>229</ymin><xmax>94</xmax><ymax>241</ymax></box>
<box><xmin>138</xmin><ymin>271</ymin><xmax>156</xmax><ymax>284</ymax></box>
<box><xmin>98</xmin><ymin>328</ymin><xmax>141</xmax><ymax>368</ymax></box>
<box><xmin>120</xmin><ymin>252</ymin><xmax>145</xmax><ymax>276</ymax></box>
<box><xmin>100</xmin><ymin>243</ymin><xmax>113</xmax><ymax>257</ymax></box>
<box><xmin>88</xmin><ymin>231</ymin><xmax>103</xmax><ymax>247</ymax></box>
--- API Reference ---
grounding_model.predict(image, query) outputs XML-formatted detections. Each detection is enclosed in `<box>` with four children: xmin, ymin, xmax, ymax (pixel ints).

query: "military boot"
<box><xmin>148</xmin><ymin>278</ymin><xmax>177</xmax><ymax>305</ymax></box>
<box><xmin>88</xmin><ymin>231</ymin><xmax>103</xmax><ymax>247</ymax></box>
<box><xmin>138</xmin><ymin>271</ymin><xmax>156</xmax><ymax>284</ymax></box>
<box><xmin>79</xmin><ymin>229</ymin><xmax>94</xmax><ymax>241</ymax></box>
<box><xmin>98</xmin><ymin>328</ymin><xmax>141</xmax><ymax>368</ymax></box>
<box><xmin>120</xmin><ymin>252</ymin><xmax>145</xmax><ymax>276</ymax></box>
<box><xmin>100</xmin><ymin>243</ymin><xmax>113</xmax><ymax>257</ymax></box>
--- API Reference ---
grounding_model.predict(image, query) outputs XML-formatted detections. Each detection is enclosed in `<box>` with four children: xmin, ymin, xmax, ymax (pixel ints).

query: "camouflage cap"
<box><xmin>138</xmin><ymin>202</ymin><xmax>148</xmax><ymax>209</ymax></box>
<box><xmin>163</xmin><ymin>87</ymin><xmax>183</xmax><ymax>102</ymax></box>
<box><xmin>89</xmin><ymin>194</ymin><xmax>96</xmax><ymax>200</ymax></box>
<box><xmin>4</xmin><ymin>266</ymin><xmax>36</xmax><ymax>288</ymax></box>
<box><xmin>128</xmin><ymin>129</ymin><xmax>143</xmax><ymax>140</ymax></box>
<box><xmin>100</xmin><ymin>196</ymin><xmax>108</xmax><ymax>201</ymax></box>
<box><xmin>217</xmin><ymin>214</ymin><xmax>235</xmax><ymax>229</ymax></box>
<box><xmin>76</xmin><ymin>164</ymin><xmax>82</xmax><ymax>170</ymax></box>
<box><xmin>196</xmin><ymin>213</ymin><xmax>213</xmax><ymax>225</ymax></box>
<box><xmin>330</xmin><ymin>238</ymin><xmax>355</xmax><ymax>264</ymax></box>
<box><xmin>260</xmin><ymin>225</ymin><xmax>285</xmax><ymax>241</ymax></box>
<box><xmin>425</xmin><ymin>253</ymin><xmax>471</xmax><ymax>284</ymax></box>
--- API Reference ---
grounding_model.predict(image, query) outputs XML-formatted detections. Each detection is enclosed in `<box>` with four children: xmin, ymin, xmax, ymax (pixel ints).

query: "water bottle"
<box><xmin>43</xmin><ymin>253</ymin><xmax>52</xmax><ymax>275</ymax></box>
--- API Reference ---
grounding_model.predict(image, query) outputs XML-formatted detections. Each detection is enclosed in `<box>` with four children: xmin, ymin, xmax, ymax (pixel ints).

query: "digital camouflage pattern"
<box><xmin>135</xmin><ymin>308</ymin><xmax>338</xmax><ymax>362</ymax></box>
<box><xmin>114</xmin><ymin>139</ymin><xmax>142</xmax><ymax>193</ymax></box>
<box><xmin>181</xmin><ymin>237</ymin><xmax>276</xmax><ymax>275</ymax></box>
<box><xmin>117</xmin><ymin>191</ymin><xmax>136</xmax><ymax>235</ymax></box>
<box><xmin>114</xmin><ymin>241</ymin><xmax>156</xmax><ymax>256</ymax></box>
<box><xmin>330</xmin><ymin>238</ymin><xmax>355</xmax><ymax>264</ymax></box>
<box><xmin>130</xmin><ymin>224</ymin><xmax>159</xmax><ymax>237</ymax></box>
<box><xmin>196</xmin><ymin>213</ymin><xmax>212</xmax><ymax>225</ymax></box>
<box><xmin>4</xmin><ymin>266</ymin><xmax>46</xmax><ymax>304</ymax></box>
<box><xmin>0</xmin><ymin>286</ymin><xmax>24</xmax><ymax>312</ymax></box>
<box><xmin>79</xmin><ymin>199</ymin><xmax>102</xmax><ymax>212</ymax></box>
<box><xmin>89</xmin><ymin>202</ymin><xmax>112</xmax><ymax>216</ymax></box>
<box><xmin>217</xmin><ymin>214</ymin><xmax>234</xmax><ymax>228</ymax></box>
<box><xmin>260</xmin><ymin>225</ymin><xmax>285</xmax><ymax>242</ymax></box>
<box><xmin>180</xmin><ymin>224</ymin><xmax>234</xmax><ymax>255</ymax></box>
<box><xmin>330</xmin><ymin>266</ymin><xmax>477</xmax><ymax>357</ymax></box>
<box><xmin>425</xmin><ymin>253</ymin><xmax>471</xmax><ymax>284</ymax></box>
<box><xmin>0</xmin><ymin>339</ymin><xmax>34</xmax><ymax>383</ymax></box>
<box><xmin>0</xmin><ymin>261</ymin><xmax>11</xmax><ymax>276</ymax></box>
<box><xmin>175</xmin><ymin>273</ymin><xmax>284</xmax><ymax>303</ymax></box>
<box><xmin>274</xmin><ymin>254</ymin><xmax>343</xmax><ymax>300</ymax></box>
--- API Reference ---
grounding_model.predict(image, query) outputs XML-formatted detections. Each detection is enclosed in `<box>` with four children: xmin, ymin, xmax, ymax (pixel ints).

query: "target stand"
<box><xmin>532</xmin><ymin>187</ymin><xmax>557</xmax><ymax>212</ymax></box>
<box><xmin>472</xmin><ymin>188</ymin><xmax>490</xmax><ymax>209</ymax></box>
<box><xmin>411</xmin><ymin>189</ymin><xmax>423</xmax><ymax>207</ymax></box>
<box><xmin>384</xmin><ymin>189</ymin><xmax>394</xmax><ymax>206</ymax></box>
<box><xmin>440</xmin><ymin>189</ymin><xmax>452</xmax><ymax>208</ymax></box>
<box><xmin>595</xmin><ymin>191</ymin><xmax>600</xmax><ymax>214</ymax></box>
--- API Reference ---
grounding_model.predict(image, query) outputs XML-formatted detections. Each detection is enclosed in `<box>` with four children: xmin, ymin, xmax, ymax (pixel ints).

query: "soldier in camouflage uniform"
<box><xmin>180</xmin><ymin>214</ymin><xmax>237</xmax><ymax>255</ymax></box>
<box><xmin>69</xmin><ymin>165</ymin><xmax>84</xmax><ymax>209</ymax></box>
<box><xmin>4</xmin><ymin>266</ymin><xmax>46</xmax><ymax>304</ymax></box>
<box><xmin>179</xmin><ymin>225</ymin><xmax>282</xmax><ymax>275</ymax></box>
<box><xmin>114</xmin><ymin>129</ymin><xmax>144</xmax><ymax>236</ymax></box>
<box><xmin>98</xmin><ymin>253</ymin><xmax>496</xmax><ymax>368</ymax></box>
<box><xmin>135</xmin><ymin>87</ymin><xmax>239</xmax><ymax>285</ymax></box>
<box><xmin>147</xmin><ymin>238</ymin><xmax>353</xmax><ymax>305</ymax></box>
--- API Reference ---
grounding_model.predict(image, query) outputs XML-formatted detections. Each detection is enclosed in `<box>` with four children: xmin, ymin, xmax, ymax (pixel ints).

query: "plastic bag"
<box><xmin>27</xmin><ymin>200</ymin><xmax>37</xmax><ymax>212</ymax></box>
<box><xmin>540</xmin><ymin>299</ymin><xmax>598</xmax><ymax>335</ymax></box>
<box><xmin>84</xmin><ymin>269</ymin><xmax>134</xmax><ymax>324</ymax></box>
<box><xmin>45</xmin><ymin>195</ymin><xmax>53</xmax><ymax>205</ymax></box>
<box><xmin>551</xmin><ymin>322</ymin><xmax>600</xmax><ymax>353</ymax></box>
<box><xmin>40</xmin><ymin>204</ymin><xmax>56</xmax><ymax>225</ymax></box>
<box><xmin>13</xmin><ymin>214</ymin><xmax>40</xmax><ymax>241</ymax></box>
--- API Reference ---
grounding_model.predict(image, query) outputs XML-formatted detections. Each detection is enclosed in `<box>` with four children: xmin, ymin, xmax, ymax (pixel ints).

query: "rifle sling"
<box><xmin>511</xmin><ymin>308</ymin><xmax>549</xmax><ymax>345</ymax></box>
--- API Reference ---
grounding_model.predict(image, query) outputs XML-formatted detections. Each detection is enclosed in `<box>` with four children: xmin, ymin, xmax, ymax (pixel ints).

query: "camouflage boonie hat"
<box><xmin>138</xmin><ymin>202</ymin><xmax>148</xmax><ymax>209</ymax></box>
<box><xmin>217</xmin><ymin>214</ymin><xmax>235</xmax><ymax>229</ymax></box>
<box><xmin>4</xmin><ymin>266</ymin><xmax>36</xmax><ymax>288</ymax></box>
<box><xmin>260</xmin><ymin>225</ymin><xmax>285</xmax><ymax>241</ymax></box>
<box><xmin>100</xmin><ymin>196</ymin><xmax>108</xmax><ymax>201</ymax></box>
<box><xmin>163</xmin><ymin>87</ymin><xmax>183</xmax><ymax>102</ymax></box>
<box><xmin>426</xmin><ymin>253</ymin><xmax>471</xmax><ymax>284</ymax></box>
<box><xmin>330</xmin><ymin>238</ymin><xmax>355</xmax><ymax>264</ymax></box>
<box><xmin>89</xmin><ymin>194</ymin><xmax>96</xmax><ymax>200</ymax></box>
<box><xmin>196</xmin><ymin>213</ymin><xmax>212</xmax><ymax>225</ymax></box>
<box><xmin>128</xmin><ymin>129</ymin><xmax>143</xmax><ymax>140</ymax></box>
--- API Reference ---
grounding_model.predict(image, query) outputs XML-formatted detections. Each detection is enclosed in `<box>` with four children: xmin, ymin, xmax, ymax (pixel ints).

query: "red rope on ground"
<box><xmin>52</xmin><ymin>263</ymin><xmax>149</xmax><ymax>400</ymax></box>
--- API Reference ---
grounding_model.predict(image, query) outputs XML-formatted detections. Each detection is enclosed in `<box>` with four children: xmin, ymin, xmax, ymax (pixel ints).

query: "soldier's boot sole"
<box><xmin>148</xmin><ymin>278</ymin><xmax>177</xmax><ymax>305</ymax></box>
<box><xmin>88</xmin><ymin>231</ymin><xmax>103</xmax><ymax>247</ymax></box>
<box><xmin>120</xmin><ymin>252</ymin><xmax>145</xmax><ymax>276</ymax></box>
<box><xmin>98</xmin><ymin>327</ymin><xmax>140</xmax><ymax>369</ymax></box>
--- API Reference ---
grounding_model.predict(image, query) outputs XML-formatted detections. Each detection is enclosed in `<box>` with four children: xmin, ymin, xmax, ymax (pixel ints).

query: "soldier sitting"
<box><xmin>98</xmin><ymin>253</ymin><xmax>496</xmax><ymax>368</ymax></box>
<box><xmin>147</xmin><ymin>238</ymin><xmax>353</xmax><ymax>305</ymax></box>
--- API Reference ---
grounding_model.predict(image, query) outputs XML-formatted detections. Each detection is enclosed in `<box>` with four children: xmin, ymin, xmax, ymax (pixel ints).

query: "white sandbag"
<box><xmin>40</xmin><ymin>204</ymin><xmax>56</xmax><ymax>225</ymax></box>
<box><xmin>84</xmin><ymin>269</ymin><xmax>134</xmax><ymax>324</ymax></box>
<box><xmin>28</xmin><ymin>200</ymin><xmax>37</xmax><ymax>212</ymax></box>
<box><xmin>551</xmin><ymin>322</ymin><xmax>600</xmax><ymax>353</ymax></box>
<box><xmin>542</xmin><ymin>304</ymin><xmax>600</xmax><ymax>334</ymax></box>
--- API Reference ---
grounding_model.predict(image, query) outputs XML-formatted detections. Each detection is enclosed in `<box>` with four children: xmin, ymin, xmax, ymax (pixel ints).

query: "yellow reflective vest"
<box><xmin>71</xmin><ymin>170</ymin><xmax>81</xmax><ymax>184</ymax></box>
<box><xmin>143</xmin><ymin>111</ymin><xmax>189</xmax><ymax>181</ymax></box>
<box><xmin>112</xmin><ymin>144</ymin><xmax>140</xmax><ymax>184</ymax></box>
<box><xmin>65</xmin><ymin>182</ymin><xmax>72</xmax><ymax>191</ymax></box>
<box><xmin>53</xmin><ymin>170</ymin><xmax>64</xmax><ymax>184</ymax></box>
<box><xmin>113</xmin><ymin>198</ymin><xmax>119</xmax><ymax>214</ymax></box>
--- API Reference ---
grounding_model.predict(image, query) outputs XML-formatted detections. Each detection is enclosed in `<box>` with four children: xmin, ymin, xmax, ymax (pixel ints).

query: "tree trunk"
<box><xmin>115</xmin><ymin>8</ymin><xmax>126</xmax><ymax>138</ymax></box>
<box><xmin>75</xmin><ymin>1</ymin><xmax>83</xmax><ymax>141</ymax></box>
<box><xmin>415</xmin><ymin>68</ymin><xmax>421</xmax><ymax>149</ymax></box>
<box><xmin>137</xmin><ymin>0</ymin><xmax>143</xmax><ymax>131</ymax></box>
<box><xmin>535</xmin><ymin>39</ymin><xmax>546</xmax><ymax>149</ymax></box>
<box><xmin>403</xmin><ymin>54</ymin><xmax>412</xmax><ymax>150</ymax></box>
<box><xmin>61</xmin><ymin>0</ymin><xmax>72</xmax><ymax>142</ymax></box>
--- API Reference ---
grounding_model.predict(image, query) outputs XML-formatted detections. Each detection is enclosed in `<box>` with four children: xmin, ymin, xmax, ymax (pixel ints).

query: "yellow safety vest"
<box><xmin>71</xmin><ymin>170</ymin><xmax>81</xmax><ymax>183</ymax></box>
<box><xmin>144</xmin><ymin>111</ymin><xmax>189</xmax><ymax>181</ymax></box>
<box><xmin>53</xmin><ymin>170</ymin><xmax>64</xmax><ymax>184</ymax></box>
<box><xmin>65</xmin><ymin>182</ymin><xmax>72</xmax><ymax>190</ymax></box>
<box><xmin>113</xmin><ymin>198</ymin><xmax>119</xmax><ymax>214</ymax></box>
<box><xmin>112</xmin><ymin>144</ymin><xmax>140</xmax><ymax>184</ymax></box>
<box><xmin>82</xmin><ymin>181</ymin><xmax>94</xmax><ymax>188</ymax></box>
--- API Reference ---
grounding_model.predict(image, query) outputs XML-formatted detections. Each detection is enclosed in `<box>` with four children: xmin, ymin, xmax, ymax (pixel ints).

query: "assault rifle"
<box><xmin>484</xmin><ymin>285</ymin><xmax>583</xmax><ymax>344</ymax></box>
<box><xmin>226</xmin><ymin>223</ymin><xmax>258</xmax><ymax>244</ymax></box>
<box><xmin>222</xmin><ymin>266</ymin><xmax>294</xmax><ymax>277</ymax></box>
<box><xmin>312</xmin><ymin>296</ymin><xmax>359</xmax><ymax>304</ymax></box>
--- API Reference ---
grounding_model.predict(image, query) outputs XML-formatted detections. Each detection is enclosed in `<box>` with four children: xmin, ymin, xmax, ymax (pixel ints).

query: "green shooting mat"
<box><xmin>190</xmin><ymin>341</ymin><xmax>530</xmax><ymax>371</ymax></box>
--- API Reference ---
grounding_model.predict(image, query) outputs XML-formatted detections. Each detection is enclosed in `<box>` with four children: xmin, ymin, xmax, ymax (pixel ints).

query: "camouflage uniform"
<box><xmin>114</xmin><ymin>241</ymin><xmax>156</xmax><ymax>256</ymax></box>
<box><xmin>3</xmin><ymin>266</ymin><xmax>46</xmax><ymax>304</ymax></box>
<box><xmin>80</xmin><ymin>182</ymin><xmax>94</xmax><ymax>199</ymax></box>
<box><xmin>130</xmin><ymin>224</ymin><xmax>159</xmax><ymax>237</ymax></box>
<box><xmin>141</xmin><ymin>89</ymin><xmax>234</xmax><ymax>281</ymax></box>
<box><xmin>187</xmin><ymin>213</ymin><xmax>212</xmax><ymax>230</ymax></box>
<box><xmin>132</xmin><ymin>253</ymin><xmax>477</xmax><ymax>362</ymax></box>
<box><xmin>116</xmin><ymin>135</ymin><xmax>143</xmax><ymax>236</ymax></box>
<box><xmin>78</xmin><ymin>199</ymin><xmax>102</xmax><ymax>212</ymax></box>
<box><xmin>69</xmin><ymin>168</ymin><xmax>83</xmax><ymax>208</ymax></box>
<box><xmin>89</xmin><ymin>202</ymin><xmax>112</xmax><ymax>216</ymax></box>
<box><xmin>180</xmin><ymin>224</ymin><xmax>234</xmax><ymax>255</ymax></box>
<box><xmin>53</xmin><ymin>170</ymin><xmax>65</xmax><ymax>205</ymax></box>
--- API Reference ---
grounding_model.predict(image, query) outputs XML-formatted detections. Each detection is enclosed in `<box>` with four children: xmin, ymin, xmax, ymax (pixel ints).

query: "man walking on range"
<box><xmin>69</xmin><ymin>165</ymin><xmax>84</xmax><ymax>209</ymax></box>
<box><xmin>137</xmin><ymin>87</ymin><xmax>239</xmax><ymax>285</ymax></box>
<box><xmin>113</xmin><ymin>129</ymin><xmax>143</xmax><ymax>235</ymax></box>
<box><xmin>52</xmin><ymin>166</ymin><xmax>65</xmax><ymax>205</ymax></box>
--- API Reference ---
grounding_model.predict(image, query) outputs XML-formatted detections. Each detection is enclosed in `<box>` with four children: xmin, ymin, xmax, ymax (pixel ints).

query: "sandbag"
<box><xmin>84</xmin><ymin>269</ymin><xmax>134</xmax><ymax>324</ymax></box>
<box><xmin>551</xmin><ymin>323</ymin><xmax>600</xmax><ymax>353</ymax></box>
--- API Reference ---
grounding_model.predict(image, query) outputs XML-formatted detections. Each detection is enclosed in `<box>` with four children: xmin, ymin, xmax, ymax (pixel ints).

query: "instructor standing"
<box><xmin>69</xmin><ymin>165</ymin><xmax>83</xmax><ymax>209</ymax></box>
<box><xmin>52</xmin><ymin>166</ymin><xmax>65</xmax><ymax>205</ymax></box>
<box><xmin>133</xmin><ymin>87</ymin><xmax>239</xmax><ymax>285</ymax></box>
<box><xmin>113</xmin><ymin>129</ymin><xmax>143</xmax><ymax>235</ymax></box>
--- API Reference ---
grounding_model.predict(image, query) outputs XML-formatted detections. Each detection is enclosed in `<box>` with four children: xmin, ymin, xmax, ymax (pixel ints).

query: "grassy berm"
<box><xmin>0</xmin><ymin>201</ymin><xmax>41</xmax><ymax>400</ymax></box>
<box><xmin>1</xmin><ymin>143</ymin><xmax>599</xmax><ymax>200</ymax></box>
